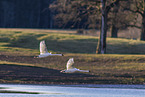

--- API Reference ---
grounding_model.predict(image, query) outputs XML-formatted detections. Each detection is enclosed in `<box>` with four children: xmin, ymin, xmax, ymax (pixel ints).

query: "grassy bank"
<box><xmin>0</xmin><ymin>28</ymin><xmax>145</xmax><ymax>84</ymax></box>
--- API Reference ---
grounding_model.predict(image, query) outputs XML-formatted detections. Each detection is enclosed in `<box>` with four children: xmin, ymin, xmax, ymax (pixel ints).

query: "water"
<box><xmin>0</xmin><ymin>84</ymin><xmax>145</xmax><ymax>97</ymax></box>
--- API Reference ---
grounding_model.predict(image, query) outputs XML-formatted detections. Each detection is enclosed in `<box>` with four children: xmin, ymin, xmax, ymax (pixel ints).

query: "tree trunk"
<box><xmin>111</xmin><ymin>25</ymin><xmax>118</xmax><ymax>38</ymax></box>
<box><xmin>96</xmin><ymin>0</ymin><xmax>121</xmax><ymax>54</ymax></box>
<box><xmin>111</xmin><ymin>3</ymin><xmax>119</xmax><ymax>38</ymax></box>
<box><xmin>140</xmin><ymin>12</ymin><xmax>145</xmax><ymax>40</ymax></box>
<box><xmin>96</xmin><ymin>0</ymin><xmax>107</xmax><ymax>54</ymax></box>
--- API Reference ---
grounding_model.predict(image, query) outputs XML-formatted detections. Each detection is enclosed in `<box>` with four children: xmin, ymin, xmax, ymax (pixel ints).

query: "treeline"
<box><xmin>0</xmin><ymin>0</ymin><xmax>131</xmax><ymax>30</ymax></box>
<box><xmin>0</xmin><ymin>0</ymin><xmax>143</xmax><ymax>38</ymax></box>
<box><xmin>0</xmin><ymin>0</ymin><xmax>51</xmax><ymax>28</ymax></box>
<box><xmin>49</xmin><ymin>0</ymin><xmax>140</xmax><ymax>37</ymax></box>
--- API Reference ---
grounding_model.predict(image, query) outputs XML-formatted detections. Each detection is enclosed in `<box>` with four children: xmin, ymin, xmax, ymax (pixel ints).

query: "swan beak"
<box><xmin>60</xmin><ymin>70</ymin><xmax>65</xmax><ymax>73</ymax></box>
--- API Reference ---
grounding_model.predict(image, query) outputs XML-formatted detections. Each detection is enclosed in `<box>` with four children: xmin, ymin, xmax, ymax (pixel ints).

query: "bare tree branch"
<box><xmin>125</xmin><ymin>8</ymin><xmax>143</xmax><ymax>16</ymax></box>
<box><xmin>126</xmin><ymin>24</ymin><xmax>141</xmax><ymax>29</ymax></box>
<box><xmin>106</xmin><ymin>0</ymin><xmax>120</xmax><ymax>13</ymax></box>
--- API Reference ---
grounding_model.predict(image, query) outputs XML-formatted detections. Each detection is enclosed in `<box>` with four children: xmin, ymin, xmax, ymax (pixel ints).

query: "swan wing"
<box><xmin>40</xmin><ymin>40</ymin><xmax>48</xmax><ymax>54</ymax></box>
<box><xmin>66</xmin><ymin>58</ymin><xmax>74</xmax><ymax>70</ymax></box>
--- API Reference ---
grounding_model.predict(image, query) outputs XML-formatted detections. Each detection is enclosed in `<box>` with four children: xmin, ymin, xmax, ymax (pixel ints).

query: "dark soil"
<box><xmin>0</xmin><ymin>53</ymin><xmax>99</xmax><ymax>85</ymax></box>
<box><xmin>0</xmin><ymin>53</ymin><xmax>145</xmax><ymax>85</ymax></box>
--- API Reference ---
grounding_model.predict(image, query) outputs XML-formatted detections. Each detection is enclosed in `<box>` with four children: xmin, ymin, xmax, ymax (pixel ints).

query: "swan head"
<box><xmin>60</xmin><ymin>70</ymin><xmax>66</xmax><ymax>73</ymax></box>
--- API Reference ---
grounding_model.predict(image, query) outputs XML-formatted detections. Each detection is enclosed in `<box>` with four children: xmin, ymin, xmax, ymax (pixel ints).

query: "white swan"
<box><xmin>60</xmin><ymin>58</ymin><xmax>89</xmax><ymax>73</ymax></box>
<box><xmin>35</xmin><ymin>40</ymin><xmax>63</xmax><ymax>58</ymax></box>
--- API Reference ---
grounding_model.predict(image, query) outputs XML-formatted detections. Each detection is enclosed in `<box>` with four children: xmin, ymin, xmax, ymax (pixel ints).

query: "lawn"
<box><xmin>0</xmin><ymin>28</ymin><xmax>145</xmax><ymax>84</ymax></box>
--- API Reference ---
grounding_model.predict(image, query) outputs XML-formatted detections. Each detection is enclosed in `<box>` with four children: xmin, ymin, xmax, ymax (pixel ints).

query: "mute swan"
<box><xmin>60</xmin><ymin>58</ymin><xmax>89</xmax><ymax>73</ymax></box>
<box><xmin>35</xmin><ymin>40</ymin><xmax>63</xmax><ymax>58</ymax></box>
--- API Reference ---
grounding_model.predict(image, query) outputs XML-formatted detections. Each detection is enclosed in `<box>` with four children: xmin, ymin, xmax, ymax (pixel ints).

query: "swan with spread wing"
<box><xmin>35</xmin><ymin>40</ymin><xmax>63</xmax><ymax>58</ymax></box>
<box><xmin>60</xmin><ymin>58</ymin><xmax>89</xmax><ymax>73</ymax></box>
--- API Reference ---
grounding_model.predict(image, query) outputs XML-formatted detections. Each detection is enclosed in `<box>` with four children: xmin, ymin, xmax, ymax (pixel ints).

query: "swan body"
<box><xmin>38</xmin><ymin>53</ymin><xmax>63</xmax><ymax>58</ymax></box>
<box><xmin>35</xmin><ymin>40</ymin><xmax>63</xmax><ymax>58</ymax></box>
<box><xmin>60</xmin><ymin>58</ymin><xmax>89</xmax><ymax>73</ymax></box>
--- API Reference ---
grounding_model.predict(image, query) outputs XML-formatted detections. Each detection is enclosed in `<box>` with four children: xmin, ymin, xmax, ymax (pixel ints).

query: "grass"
<box><xmin>0</xmin><ymin>28</ymin><xmax>145</xmax><ymax>84</ymax></box>
<box><xmin>1</xmin><ymin>28</ymin><xmax>145</xmax><ymax>54</ymax></box>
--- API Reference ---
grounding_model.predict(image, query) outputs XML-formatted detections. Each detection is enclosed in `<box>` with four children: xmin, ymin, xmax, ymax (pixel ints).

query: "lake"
<box><xmin>0</xmin><ymin>84</ymin><xmax>145</xmax><ymax>97</ymax></box>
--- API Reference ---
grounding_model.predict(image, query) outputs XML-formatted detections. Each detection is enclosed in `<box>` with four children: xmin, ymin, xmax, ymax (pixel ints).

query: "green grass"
<box><xmin>0</xmin><ymin>28</ymin><xmax>145</xmax><ymax>84</ymax></box>
<box><xmin>0</xmin><ymin>28</ymin><xmax>99</xmax><ymax>54</ymax></box>
<box><xmin>1</xmin><ymin>28</ymin><xmax>145</xmax><ymax>55</ymax></box>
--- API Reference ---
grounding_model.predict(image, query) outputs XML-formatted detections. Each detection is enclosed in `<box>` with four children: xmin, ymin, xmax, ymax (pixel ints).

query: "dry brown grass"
<box><xmin>0</xmin><ymin>53</ymin><xmax>145</xmax><ymax>84</ymax></box>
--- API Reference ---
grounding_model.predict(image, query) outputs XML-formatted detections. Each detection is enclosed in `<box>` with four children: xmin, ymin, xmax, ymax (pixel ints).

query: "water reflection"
<box><xmin>0</xmin><ymin>84</ymin><xmax>145</xmax><ymax>97</ymax></box>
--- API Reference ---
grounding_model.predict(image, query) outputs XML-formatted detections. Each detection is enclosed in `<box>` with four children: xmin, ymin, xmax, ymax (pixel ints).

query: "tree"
<box><xmin>109</xmin><ymin>1</ymin><xmax>136</xmax><ymax>38</ymax></box>
<box><xmin>96</xmin><ymin>0</ymin><xmax>121</xmax><ymax>54</ymax></box>
<box><xmin>49</xmin><ymin>0</ymin><xmax>101</xmax><ymax>29</ymax></box>
<box><xmin>50</xmin><ymin>0</ymin><xmax>126</xmax><ymax>54</ymax></box>
<box><xmin>133</xmin><ymin>0</ymin><xmax>145</xmax><ymax>41</ymax></box>
<box><xmin>110</xmin><ymin>4</ymin><xmax>120</xmax><ymax>38</ymax></box>
<box><xmin>125</xmin><ymin>0</ymin><xmax>145</xmax><ymax>40</ymax></box>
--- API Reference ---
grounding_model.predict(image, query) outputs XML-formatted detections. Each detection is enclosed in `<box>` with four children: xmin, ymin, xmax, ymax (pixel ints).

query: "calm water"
<box><xmin>0</xmin><ymin>84</ymin><xmax>145</xmax><ymax>97</ymax></box>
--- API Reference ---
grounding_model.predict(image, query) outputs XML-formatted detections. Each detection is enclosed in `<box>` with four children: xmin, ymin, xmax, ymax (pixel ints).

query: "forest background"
<box><xmin>0</xmin><ymin>0</ymin><xmax>142</xmax><ymax>39</ymax></box>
